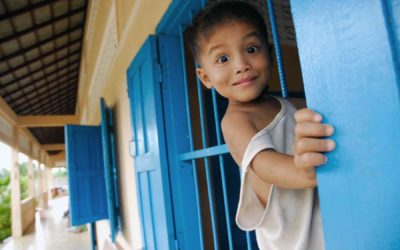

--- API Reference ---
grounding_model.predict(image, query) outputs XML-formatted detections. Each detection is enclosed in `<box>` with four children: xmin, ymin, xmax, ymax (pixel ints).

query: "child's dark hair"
<box><xmin>187</xmin><ymin>1</ymin><xmax>271</xmax><ymax>63</ymax></box>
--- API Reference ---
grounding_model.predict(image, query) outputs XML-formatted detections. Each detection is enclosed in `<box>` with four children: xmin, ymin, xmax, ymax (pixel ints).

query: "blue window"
<box><xmin>100</xmin><ymin>98</ymin><xmax>121</xmax><ymax>242</ymax></box>
<box><xmin>65</xmin><ymin>98</ymin><xmax>121</xmax><ymax>243</ymax></box>
<box><xmin>65</xmin><ymin>125</ymin><xmax>108</xmax><ymax>226</ymax></box>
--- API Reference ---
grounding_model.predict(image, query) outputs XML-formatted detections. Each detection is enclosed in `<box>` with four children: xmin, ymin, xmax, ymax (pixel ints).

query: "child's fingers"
<box><xmin>295</xmin><ymin>122</ymin><xmax>334</xmax><ymax>140</ymax></box>
<box><xmin>295</xmin><ymin>138</ymin><xmax>336</xmax><ymax>155</ymax></box>
<box><xmin>298</xmin><ymin>168</ymin><xmax>316</xmax><ymax>181</ymax></box>
<box><xmin>295</xmin><ymin>152</ymin><xmax>327</xmax><ymax>169</ymax></box>
<box><xmin>294</xmin><ymin>108</ymin><xmax>322</xmax><ymax>123</ymax></box>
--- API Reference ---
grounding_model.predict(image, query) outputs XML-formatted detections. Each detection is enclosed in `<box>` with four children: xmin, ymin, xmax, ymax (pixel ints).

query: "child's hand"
<box><xmin>294</xmin><ymin>108</ymin><xmax>335</xmax><ymax>181</ymax></box>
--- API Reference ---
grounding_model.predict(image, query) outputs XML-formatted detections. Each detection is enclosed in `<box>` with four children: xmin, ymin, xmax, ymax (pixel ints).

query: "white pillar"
<box><xmin>10</xmin><ymin>126</ymin><xmax>22</xmax><ymax>237</ymax></box>
<box><xmin>46</xmin><ymin>166</ymin><xmax>53</xmax><ymax>200</ymax></box>
<box><xmin>42</xmin><ymin>155</ymin><xmax>48</xmax><ymax>209</ymax></box>
<box><xmin>27</xmin><ymin>142</ymin><xmax>35</xmax><ymax>198</ymax></box>
<box><xmin>37</xmin><ymin>151</ymin><xmax>44</xmax><ymax>209</ymax></box>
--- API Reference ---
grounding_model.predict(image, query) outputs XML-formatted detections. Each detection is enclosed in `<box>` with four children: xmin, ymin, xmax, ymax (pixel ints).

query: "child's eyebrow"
<box><xmin>243</xmin><ymin>31</ymin><xmax>262</xmax><ymax>41</ymax></box>
<box><xmin>208</xmin><ymin>44</ymin><xmax>225</xmax><ymax>56</ymax></box>
<box><xmin>207</xmin><ymin>31</ymin><xmax>262</xmax><ymax>56</ymax></box>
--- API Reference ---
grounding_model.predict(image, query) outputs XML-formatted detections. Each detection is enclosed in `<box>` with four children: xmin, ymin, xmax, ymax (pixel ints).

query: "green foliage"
<box><xmin>0</xmin><ymin>168</ymin><xmax>11</xmax><ymax>243</ymax></box>
<box><xmin>19</xmin><ymin>162</ymin><xmax>29</xmax><ymax>201</ymax></box>
<box><xmin>20</xmin><ymin>176</ymin><xmax>29</xmax><ymax>201</ymax></box>
<box><xmin>19</xmin><ymin>162</ymin><xmax>28</xmax><ymax>176</ymax></box>
<box><xmin>52</xmin><ymin>168</ymin><xmax>67</xmax><ymax>177</ymax></box>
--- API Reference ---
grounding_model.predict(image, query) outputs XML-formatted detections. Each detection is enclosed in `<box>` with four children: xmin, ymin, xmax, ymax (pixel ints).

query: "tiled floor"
<box><xmin>0</xmin><ymin>196</ymin><xmax>91</xmax><ymax>250</ymax></box>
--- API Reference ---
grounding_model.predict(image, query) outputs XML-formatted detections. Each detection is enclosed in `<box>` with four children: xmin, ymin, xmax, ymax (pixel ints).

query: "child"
<box><xmin>187</xmin><ymin>1</ymin><xmax>335</xmax><ymax>249</ymax></box>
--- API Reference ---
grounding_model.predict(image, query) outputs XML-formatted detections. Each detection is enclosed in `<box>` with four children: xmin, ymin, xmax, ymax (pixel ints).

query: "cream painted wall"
<box><xmin>77</xmin><ymin>0</ymin><xmax>172</xmax><ymax>249</ymax></box>
<box><xmin>113</xmin><ymin>86</ymin><xmax>140</xmax><ymax>249</ymax></box>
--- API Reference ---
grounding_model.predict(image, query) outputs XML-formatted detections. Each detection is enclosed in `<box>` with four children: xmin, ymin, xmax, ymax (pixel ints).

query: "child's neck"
<box><xmin>228</xmin><ymin>91</ymin><xmax>271</xmax><ymax>107</ymax></box>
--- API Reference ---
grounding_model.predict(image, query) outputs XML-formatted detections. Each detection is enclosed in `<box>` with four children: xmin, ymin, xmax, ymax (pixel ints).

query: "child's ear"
<box><xmin>196</xmin><ymin>67</ymin><xmax>213</xmax><ymax>89</ymax></box>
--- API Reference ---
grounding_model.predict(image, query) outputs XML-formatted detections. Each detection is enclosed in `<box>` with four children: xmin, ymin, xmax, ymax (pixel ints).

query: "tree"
<box><xmin>0</xmin><ymin>168</ymin><xmax>11</xmax><ymax>243</ymax></box>
<box><xmin>19</xmin><ymin>162</ymin><xmax>29</xmax><ymax>200</ymax></box>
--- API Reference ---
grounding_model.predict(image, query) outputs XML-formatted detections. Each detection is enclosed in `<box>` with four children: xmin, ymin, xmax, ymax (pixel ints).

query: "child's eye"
<box><xmin>247</xmin><ymin>46</ymin><xmax>259</xmax><ymax>54</ymax></box>
<box><xmin>217</xmin><ymin>55</ymin><xmax>229</xmax><ymax>64</ymax></box>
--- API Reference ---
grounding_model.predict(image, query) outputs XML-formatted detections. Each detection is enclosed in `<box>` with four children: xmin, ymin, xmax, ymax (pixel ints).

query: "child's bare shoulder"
<box><xmin>221</xmin><ymin>109</ymin><xmax>259</xmax><ymax>164</ymax></box>
<box><xmin>222</xmin><ymin>109</ymin><xmax>255</xmax><ymax>137</ymax></box>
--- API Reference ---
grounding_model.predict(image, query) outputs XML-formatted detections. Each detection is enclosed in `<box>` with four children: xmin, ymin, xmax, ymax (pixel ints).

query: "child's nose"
<box><xmin>235</xmin><ymin>57</ymin><xmax>251</xmax><ymax>74</ymax></box>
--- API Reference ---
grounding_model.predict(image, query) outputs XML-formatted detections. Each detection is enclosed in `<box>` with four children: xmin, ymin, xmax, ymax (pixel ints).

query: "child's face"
<box><xmin>196</xmin><ymin>21</ymin><xmax>271</xmax><ymax>103</ymax></box>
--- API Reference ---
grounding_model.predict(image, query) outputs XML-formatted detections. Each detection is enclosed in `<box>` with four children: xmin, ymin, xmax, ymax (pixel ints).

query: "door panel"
<box><xmin>291</xmin><ymin>0</ymin><xmax>400</xmax><ymax>249</ymax></box>
<box><xmin>65</xmin><ymin>125</ymin><xmax>108</xmax><ymax>226</ymax></box>
<box><xmin>127</xmin><ymin>35</ymin><xmax>175</xmax><ymax>250</ymax></box>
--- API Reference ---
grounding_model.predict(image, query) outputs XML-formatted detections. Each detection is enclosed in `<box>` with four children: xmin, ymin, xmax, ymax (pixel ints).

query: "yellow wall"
<box><xmin>77</xmin><ymin>0</ymin><xmax>171</xmax><ymax>249</ymax></box>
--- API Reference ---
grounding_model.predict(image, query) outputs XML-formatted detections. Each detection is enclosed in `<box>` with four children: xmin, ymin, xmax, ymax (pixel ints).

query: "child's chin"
<box><xmin>235</xmin><ymin>94</ymin><xmax>260</xmax><ymax>103</ymax></box>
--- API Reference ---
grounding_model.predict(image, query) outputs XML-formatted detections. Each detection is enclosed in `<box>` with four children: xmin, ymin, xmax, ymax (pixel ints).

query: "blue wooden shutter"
<box><xmin>291</xmin><ymin>1</ymin><xmax>400</xmax><ymax>249</ymax></box>
<box><xmin>126</xmin><ymin>35</ymin><xmax>175</xmax><ymax>249</ymax></box>
<box><xmin>65</xmin><ymin>125</ymin><xmax>108</xmax><ymax>226</ymax></box>
<box><xmin>100</xmin><ymin>98</ymin><xmax>120</xmax><ymax>242</ymax></box>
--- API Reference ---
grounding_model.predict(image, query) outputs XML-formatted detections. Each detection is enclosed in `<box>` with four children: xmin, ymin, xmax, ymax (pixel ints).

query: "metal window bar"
<box><xmin>210</xmin><ymin>89</ymin><xmax>235</xmax><ymax>250</ymax></box>
<box><xmin>178</xmin><ymin>24</ymin><xmax>205</xmax><ymax>250</ymax></box>
<box><xmin>266</xmin><ymin>0</ymin><xmax>288</xmax><ymax>98</ymax></box>
<box><xmin>195</xmin><ymin>74</ymin><xmax>220</xmax><ymax>250</ymax></box>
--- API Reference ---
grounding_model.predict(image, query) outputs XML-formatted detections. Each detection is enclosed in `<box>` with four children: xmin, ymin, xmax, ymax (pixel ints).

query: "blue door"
<box><xmin>126</xmin><ymin>36</ymin><xmax>175</xmax><ymax>250</ymax></box>
<box><xmin>65</xmin><ymin>125</ymin><xmax>108</xmax><ymax>226</ymax></box>
<box><xmin>291</xmin><ymin>0</ymin><xmax>400</xmax><ymax>249</ymax></box>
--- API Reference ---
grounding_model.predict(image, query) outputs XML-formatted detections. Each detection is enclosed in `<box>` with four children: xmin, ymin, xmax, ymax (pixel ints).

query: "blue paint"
<box><xmin>291</xmin><ymin>0</ymin><xmax>400</xmax><ymax>249</ymax></box>
<box><xmin>179</xmin><ymin>144</ymin><xmax>229</xmax><ymax>161</ymax></box>
<box><xmin>155</xmin><ymin>0</ymin><xmax>259</xmax><ymax>249</ymax></box>
<box><xmin>195</xmin><ymin>76</ymin><xmax>220</xmax><ymax>250</ymax></box>
<box><xmin>382</xmin><ymin>0</ymin><xmax>400</xmax><ymax>91</ymax></box>
<box><xmin>126</xmin><ymin>36</ymin><xmax>175</xmax><ymax>250</ymax></box>
<box><xmin>108</xmin><ymin>109</ymin><xmax>121</xmax><ymax>231</ymax></box>
<box><xmin>65</xmin><ymin>125</ymin><xmax>108</xmax><ymax>226</ymax></box>
<box><xmin>211</xmin><ymin>89</ymin><xmax>234</xmax><ymax>250</ymax></box>
<box><xmin>100</xmin><ymin>98</ymin><xmax>120</xmax><ymax>243</ymax></box>
<box><xmin>158</xmin><ymin>33</ymin><xmax>203</xmax><ymax>250</ymax></box>
<box><xmin>266</xmin><ymin>0</ymin><xmax>288</xmax><ymax>98</ymax></box>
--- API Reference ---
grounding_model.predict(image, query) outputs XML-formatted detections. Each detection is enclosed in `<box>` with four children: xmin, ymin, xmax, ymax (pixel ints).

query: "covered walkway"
<box><xmin>0</xmin><ymin>196</ymin><xmax>90</xmax><ymax>250</ymax></box>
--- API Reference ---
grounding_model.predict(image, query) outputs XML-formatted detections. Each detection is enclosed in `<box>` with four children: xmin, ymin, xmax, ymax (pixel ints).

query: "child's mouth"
<box><xmin>233</xmin><ymin>76</ymin><xmax>257</xmax><ymax>87</ymax></box>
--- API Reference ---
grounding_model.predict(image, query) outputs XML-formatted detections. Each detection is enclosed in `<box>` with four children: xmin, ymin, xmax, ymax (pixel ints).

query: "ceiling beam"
<box><xmin>0</xmin><ymin>6</ymin><xmax>86</xmax><ymax>45</ymax></box>
<box><xmin>49</xmin><ymin>151</ymin><xmax>65</xmax><ymax>163</ymax></box>
<box><xmin>15</xmin><ymin>78</ymin><xmax>77</xmax><ymax>113</ymax></box>
<box><xmin>38</xmin><ymin>92</ymin><xmax>76</xmax><ymax>115</ymax></box>
<box><xmin>0</xmin><ymin>96</ymin><xmax>17</xmax><ymax>125</ymax></box>
<box><xmin>4</xmin><ymin>64</ymin><xmax>79</xmax><ymax>99</ymax></box>
<box><xmin>0</xmin><ymin>47</ymin><xmax>80</xmax><ymax>81</ymax></box>
<box><xmin>42</xmin><ymin>144</ymin><xmax>65</xmax><ymax>151</ymax></box>
<box><xmin>17</xmin><ymin>115</ymin><xmax>80</xmax><ymax>127</ymax></box>
<box><xmin>0</xmin><ymin>26</ymin><xmax>82</xmax><ymax>63</ymax></box>
<box><xmin>1</xmin><ymin>55</ymin><xmax>80</xmax><ymax>89</ymax></box>
<box><xmin>0</xmin><ymin>0</ymin><xmax>59</xmax><ymax>21</ymax></box>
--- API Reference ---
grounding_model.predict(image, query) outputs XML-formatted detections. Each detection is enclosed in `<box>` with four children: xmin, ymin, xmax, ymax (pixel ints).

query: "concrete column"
<box><xmin>27</xmin><ymin>142</ymin><xmax>35</xmax><ymax>198</ymax></box>
<box><xmin>46</xmin><ymin>166</ymin><xmax>53</xmax><ymax>200</ymax></box>
<box><xmin>42</xmin><ymin>155</ymin><xmax>48</xmax><ymax>209</ymax></box>
<box><xmin>10</xmin><ymin>126</ymin><xmax>22</xmax><ymax>237</ymax></box>
<box><xmin>37</xmin><ymin>151</ymin><xmax>44</xmax><ymax>209</ymax></box>
<box><xmin>27</xmin><ymin>158</ymin><xmax>35</xmax><ymax>198</ymax></box>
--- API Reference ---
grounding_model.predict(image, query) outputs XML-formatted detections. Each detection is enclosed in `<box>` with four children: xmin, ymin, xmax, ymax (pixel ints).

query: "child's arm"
<box><xmin>222</xmin><ymin>108</ymin><xmax>335</xmax><ymax>189</ymax></box>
